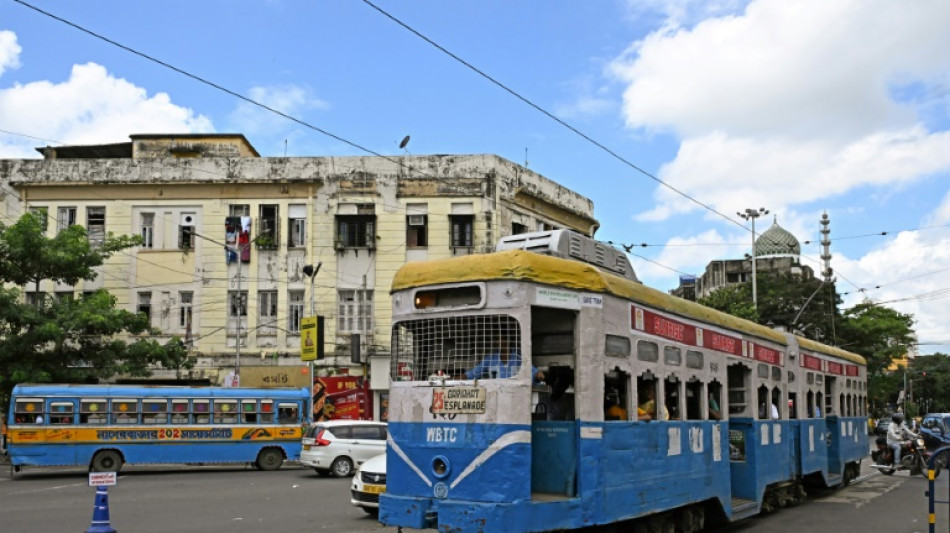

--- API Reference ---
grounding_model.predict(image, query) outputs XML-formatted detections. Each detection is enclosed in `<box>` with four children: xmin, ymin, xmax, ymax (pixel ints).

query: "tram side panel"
<box><xmin>599</xmin><ymin>420</ymin><xmax>731</xmax><ymax>523</ymax></box>
<box><xmin>728</xmin><ymin>419</ymin><xmax>795</xmax><ymax>509</ymax></box>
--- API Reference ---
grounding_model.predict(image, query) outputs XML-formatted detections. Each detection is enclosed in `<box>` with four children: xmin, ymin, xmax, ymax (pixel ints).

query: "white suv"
<box><xmin>300</xmin><ymin>420</ymin><xmax>387</xmax><ymax>477</ymax></box>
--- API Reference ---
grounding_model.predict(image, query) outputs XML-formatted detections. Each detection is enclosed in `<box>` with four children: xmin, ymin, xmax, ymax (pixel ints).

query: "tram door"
<box><xmin>530</xmin><ymin>306</ymin><xmax>578</xmax><ymax>498</ymax></box>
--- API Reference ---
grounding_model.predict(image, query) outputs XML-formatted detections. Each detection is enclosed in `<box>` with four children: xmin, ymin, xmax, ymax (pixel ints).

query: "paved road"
<box><xmin>1</xmin><ymin>460</ymin><xmax>947</xmax><ymax>533</ymax></box>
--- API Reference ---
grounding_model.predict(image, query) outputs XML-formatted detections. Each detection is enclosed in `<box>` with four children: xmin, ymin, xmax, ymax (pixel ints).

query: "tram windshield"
<box><xmin>391</xmin><ymin>315</ymin><xmax>522</xmax><ymax>382</ymax></box>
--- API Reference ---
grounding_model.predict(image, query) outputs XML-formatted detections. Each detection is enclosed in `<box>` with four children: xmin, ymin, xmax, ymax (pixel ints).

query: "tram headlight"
<box><xmin>432</xmin><ymin>456</ymin><xmax>451</xmax><ymax>479</ymax></box>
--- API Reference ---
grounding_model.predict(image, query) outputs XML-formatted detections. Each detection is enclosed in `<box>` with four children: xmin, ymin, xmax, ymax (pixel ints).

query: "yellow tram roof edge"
<box><xmin>392</xmin><ymin>250</ymin><xmax>866</xmax><ymax>366</ymax></box>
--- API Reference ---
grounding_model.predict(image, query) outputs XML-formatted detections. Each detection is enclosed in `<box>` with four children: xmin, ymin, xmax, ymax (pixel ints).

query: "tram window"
<box><xmin>545</xmin><ymin>366</ymin><xmax>575</xmax><ymax>421</ymax></box>
<box><xmin>663</xmin><ymin>346</ymin><xmax>681</xmax><ymax>366</ymax></box>
<box><xmin>806</xmin><ymin>372</ymin><xmax>814</xmax><ymax>385</ymax></box>
<box><xmin>787</xmin><ymin>371</ymin><xmax>795</xmax><ymax>383</ymax></box>
<box><xmin>771</xmin><ymin>388</ymin><xmax>782</xmax><ymax>419</ymax></box>
<box><xmin>636</xmin><ymin>376</ymin><xmax>666</xmax><ymax>421</ymax></box>
<box><xmin>604</xmin><ymin>368</ymin><xmax>630</xmax><ymax>421</ymax></box>
<box><xmin>788</xmin><ymin>392</ymin><xmax>798</xmax><ymax>419</ymax></box>
<box><xmin>685</xmin><ymin>380</ymin><xmax>702</xmax><ymax>420</ymax></box>
<box><xmin>413</xmin><ymin>286</ymin><xmax>481</xmax><ymax>309</ymax></box>
<box><xmin>757</xmin><ymin>386</ymin><xmax>769</xmax><ymax>420</ymax></box>
<box><xmin>605</xmin><ymin>335</ymin><xmax>630</xmax><ymax>358</ymax></box>
<box><xmin>816</xmin><ymin>374</ymin><xmax>824</xmax><ymax>385</ymax></box>
<box><xmin>685</xmin><ymin>350</ymin><xmax>703</xmax><ymax>369</ymax></box>
<box><xmin>637</xmin><ymin>341</ymin><xmax>659</xmax><ymax>362</ymax></box>
<box><xmin>771</xmin><ymin>366</ymin><xmax>781</xmax><ymax>381</ymax></box>
<box><xmin>757</xmin><ymin>364</ymin><xmax>769</xmax><ymax>379</ymax></box>
<box><xmin>664</xmin><ymin>377</ymin><xmax>681</xmax><ymax>420</ymax></box>
<box><xmin>727</xmin><ymin>365</ymin><xmax>749</xmax><ymax>416</ymax></box>
<box><xmin>806</xmin><ymin>391</ymin><xmax>815</xmax><ymax>418</ymax></box>
<box><xmin>816</xmin><ymin>392</ymin><xmax>824</xmax><ymax>417</ymax></box>
<box><xmin>708</xmin><ymin>382</ymin><xmax>723</xmax><ymax>420</ymax></box>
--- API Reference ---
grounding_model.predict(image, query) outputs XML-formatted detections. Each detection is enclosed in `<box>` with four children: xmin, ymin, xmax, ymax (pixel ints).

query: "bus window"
<box><xmin>242</xmin><ymin>400</ymin><xmax>258</xmax><ymax>423</ymax></box>
<box><xmin>80</xmin><ymin>399</ymin><xmax>108</xmax><ymax>425</ymax></box>
<box><xmin>685</xmin><ymin>379</ymin><xmax>702</xmax><ymax>420</ymax></box>
<box><xmin>143</xmin><ymin>400</ymin><xmax>169</xmax><ymax>424</ymax></box>
<box><xmin>664</xmin><ymin>376</ymin><xmax>681</xmax><ymax>420</ymax></box>
<box><xmin>171</xmin><ymin>399</ymin><xmax>189</xmax><ymax>424</ymax></box>
<box><xmin>193</xmin><ymin>399</ymin><xmax>210</xmax><ymax>424</ymax></box>
<box><xmin>14</xmin><ymin>398</ymin><xmax>44</xmax><ymax>424</ymax></box>
<box><xmin>49</xmin><ymin>402</ymin><xmax>74</xmax><ymax>425</ymax></box>
<box><xmin>112</xmin><ymin>399</ymin><xmax>139</xmax><ymax>425</ymax></box>
<box><xmin>260</xmin><ymin>400</ymin><xmax>274</xmax><ymax>423</ymax></box>
<box><xmin>278</xmin><ymin>403</ymin><xmax>299</xmax><ymax>424</ymax></box>
<box><xmin>214</xmin><ymin>400</ymin><xmax>238</xmax><ymax>424</ymax></box>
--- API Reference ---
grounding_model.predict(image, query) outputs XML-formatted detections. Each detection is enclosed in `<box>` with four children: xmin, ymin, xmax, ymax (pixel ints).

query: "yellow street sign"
<box><xmin>300</xmin><ymin>316</ymin><xmax>319</xmax><ymax>361</ymax></box>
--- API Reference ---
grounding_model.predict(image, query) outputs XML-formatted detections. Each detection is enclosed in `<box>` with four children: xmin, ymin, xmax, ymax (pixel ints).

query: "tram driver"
<box><xmin>464</xmin><ymin>332</ymin><xmax>545</xmax><ymax>384</ymax></box>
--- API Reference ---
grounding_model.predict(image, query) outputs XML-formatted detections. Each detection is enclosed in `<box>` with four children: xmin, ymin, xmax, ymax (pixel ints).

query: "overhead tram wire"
<box><xmin>359</xmin><ymin>0</ymin><xmax>745</xmax><ymax>232</ymax></box>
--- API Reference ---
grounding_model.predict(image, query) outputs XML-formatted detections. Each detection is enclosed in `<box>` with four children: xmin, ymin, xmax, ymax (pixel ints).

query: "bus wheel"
<box><xmin>91</xmin><ymin>450</ymin><xmax>123</xmax><ymax>473</ymax></box>
<box><xmin>256</xmin><ymin>449</ymin><xmax>284</xmax><ymax>471</ymax></box>
<box><xmin>331</xmin><ymin>457</ymin><xmax>354</xmax><ymax>477</ymax></box>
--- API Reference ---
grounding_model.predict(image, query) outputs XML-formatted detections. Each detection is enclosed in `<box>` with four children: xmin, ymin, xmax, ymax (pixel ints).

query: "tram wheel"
<box><xmin>256</xmin><ymin>448</ymin><xmax>284</xmax><ymax>471</ymax></box>
<box><xmin>91</xmin><ymin>450</ymin><xmax>123</xmax><ymax>473</ymax></box>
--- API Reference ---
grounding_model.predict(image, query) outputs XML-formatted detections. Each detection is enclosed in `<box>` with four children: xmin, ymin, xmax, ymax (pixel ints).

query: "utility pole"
<box><xmin>737</xmin><ymin>207</ymin><xmax>769</xmax><ymax>308</ymax></box>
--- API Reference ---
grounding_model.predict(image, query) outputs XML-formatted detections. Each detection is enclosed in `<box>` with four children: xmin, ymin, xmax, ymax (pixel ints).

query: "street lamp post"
<box><xmin>302</xmin><ymin>262</ymin><xmax>322</xmax><ymax>420</ymax></box>
<box><xmin>737</xmin><ymin>207</ymin><xmax>769</xmax><ymax>309</ymax></box>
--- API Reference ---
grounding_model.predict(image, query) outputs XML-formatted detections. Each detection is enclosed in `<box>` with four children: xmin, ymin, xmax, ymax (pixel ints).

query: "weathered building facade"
<box><xmin>0</xmin><ymin>134</ymin><xmax>598</xmax><ymax>418</ymax></box>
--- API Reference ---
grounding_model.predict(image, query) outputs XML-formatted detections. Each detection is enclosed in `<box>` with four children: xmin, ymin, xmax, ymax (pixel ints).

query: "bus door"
<box><xmin>529</xmin><ymin>306</ymin><xmax>578</xmax><ymax>498</ymax></box>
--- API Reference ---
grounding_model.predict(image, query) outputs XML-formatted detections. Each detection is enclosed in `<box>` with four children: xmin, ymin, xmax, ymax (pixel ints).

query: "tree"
<box><xmin>908</xmin><ymin>353</ymin><xmax>950</xmax><ymax>414</ymax></box>
<box><xmin>0</xmin><ymin>212</ymin><xmax>194</xmax><ymax>408</ymax></box>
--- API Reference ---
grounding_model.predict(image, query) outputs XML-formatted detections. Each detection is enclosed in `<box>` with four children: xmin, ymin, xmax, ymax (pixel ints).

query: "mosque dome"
<box><xmin>754</xmin><ymin>217</ymin><xmax>800</xmax><ymax>257</ymax></box>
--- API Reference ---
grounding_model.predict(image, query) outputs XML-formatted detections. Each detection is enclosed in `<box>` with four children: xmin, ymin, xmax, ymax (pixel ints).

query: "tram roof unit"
<box><xmin>392</xmin><ymin>247</ymin><xmax>866</xmax><ymax>367</ymax></box>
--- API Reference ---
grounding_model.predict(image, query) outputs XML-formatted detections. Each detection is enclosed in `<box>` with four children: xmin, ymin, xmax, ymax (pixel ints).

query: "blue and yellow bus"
<box><xmin>6</xmin><ymin>384</ymin><xmax>310</xmax><ymax>474</ymax></box>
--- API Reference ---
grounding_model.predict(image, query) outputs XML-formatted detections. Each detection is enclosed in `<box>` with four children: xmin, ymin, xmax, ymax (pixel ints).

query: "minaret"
<box><xmin>820</xmin><ymin>212</ymin><xmax>833</xmax><ymax>282</ymax></box>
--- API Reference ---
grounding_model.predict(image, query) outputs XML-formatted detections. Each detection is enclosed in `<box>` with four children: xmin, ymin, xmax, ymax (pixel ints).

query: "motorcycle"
<box><xmin>870</xmin><ymin>435</ymin><xmax>941</xmax><ymax>477</ymax></box>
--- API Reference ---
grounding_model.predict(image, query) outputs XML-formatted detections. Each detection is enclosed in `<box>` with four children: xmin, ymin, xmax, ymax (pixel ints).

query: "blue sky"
<box><xmin>1</xmin><ymin>0</ymin><xmax>948</xmax><ymax>355</ymax></box>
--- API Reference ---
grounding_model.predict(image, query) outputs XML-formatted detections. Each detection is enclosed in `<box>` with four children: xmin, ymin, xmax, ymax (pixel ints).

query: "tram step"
<box><xmin>531</xmin><ymin>492</ymin><xmax>574</xmax><ymax>502</ymax></box>
<box><xmin>730</xmin><ymin>497</ymin><xmax>758</xmax><ymax>520</ymax></box>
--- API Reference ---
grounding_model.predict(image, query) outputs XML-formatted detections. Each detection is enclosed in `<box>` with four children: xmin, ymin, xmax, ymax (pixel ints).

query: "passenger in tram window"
<box><xmin>547</xmin><ymin>368</ymin><xmax>575</xmax><ymax>421</ymax></box>
<box><xmin>771</xmin><ymin>402</ymin><xmax>780</xmax><ymax>420</ymax></box>
<box><xmin>637</xmin><ymin>384</ymin><xmax>669</xmax><ymax>421</ymax></box>
<box><xmin>465</xmin><ymin>332</ymin><xmax>544</xmax><ymax>383</ymax></box>
<box><xmin>605</xmin><ymin>389</ymin><xmax>627</xmax><ymax>420</ymax></box>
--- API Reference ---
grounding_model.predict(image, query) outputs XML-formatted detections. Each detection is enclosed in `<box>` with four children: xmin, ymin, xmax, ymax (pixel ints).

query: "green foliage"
<box><xmin>908</xmin><ymin>353</ymin><xmax>950</xmax><ymax>414</ymax></box>
<box><xmin>698</xmin><ymin>283</ymin><xmax>758</xmax><ymax>322</ymax></box>
<box><xmin>0</xmin><ymin>212</ymin><xmax>193</xmax><ymax>408</ymax></box>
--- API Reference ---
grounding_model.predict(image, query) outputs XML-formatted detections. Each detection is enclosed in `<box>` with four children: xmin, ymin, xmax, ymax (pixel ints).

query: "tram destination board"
<box><xmin>431</xmin><ymin>386</ymin><xmax>486</xmax><ymax>414</ymax></box>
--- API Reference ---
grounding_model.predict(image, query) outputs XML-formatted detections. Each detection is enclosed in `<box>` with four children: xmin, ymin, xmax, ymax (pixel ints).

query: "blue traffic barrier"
<box><xmin>85</xmin><ymin>485</ymin><xmax>117</xmax><ymax>533</ymax></box>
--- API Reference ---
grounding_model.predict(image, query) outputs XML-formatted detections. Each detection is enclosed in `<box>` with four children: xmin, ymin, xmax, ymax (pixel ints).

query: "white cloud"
<box><xmin>0</xmin><ymin>30</ymin><xmax>21</xmax><ymax>77</ymax></box>
<box><xmin>610</xmin><ymin>0</ymin><xmax>950</xmax><ymax>221</ymax></box>
<box><xmin>0</xmin><ymin>62</ymin><xmax>213</xmax><ymax>157</ymax></box>
<box><xmin>227</xmin><ymin>84</ymin><xmax>328</xmax><ymax>137</ymax></box>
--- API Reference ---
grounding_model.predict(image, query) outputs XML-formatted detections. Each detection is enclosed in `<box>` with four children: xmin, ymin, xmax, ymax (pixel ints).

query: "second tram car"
<box><xmin>380</xmin><ymin>230</ymin><xmax>867</xmax><ymax>533</ymax></box>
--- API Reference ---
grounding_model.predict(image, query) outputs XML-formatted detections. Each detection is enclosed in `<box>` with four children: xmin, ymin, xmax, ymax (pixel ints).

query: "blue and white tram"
<box><xmin>380</xmin><ymin>230</ymin><xmax>867</xmax><ymax>533</ymax></box>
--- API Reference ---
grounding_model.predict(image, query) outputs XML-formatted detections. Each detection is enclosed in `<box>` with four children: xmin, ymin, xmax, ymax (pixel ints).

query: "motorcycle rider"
<box><xmin>886</xmin><ymin>412</ymin><xmax>918</xmax><ymax>467</ymax></box>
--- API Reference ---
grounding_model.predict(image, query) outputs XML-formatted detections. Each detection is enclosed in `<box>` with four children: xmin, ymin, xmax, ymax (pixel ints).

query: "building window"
<box><xmin>179</xmin><ymin>292</ymin><xmax>193</xmax><ymax>330</ymax></box>
<box><xmin>229</xmin><ymin>291</ymin><xmax>248</xmax><ymax>318</ymax></box>
<box><xmin>179</xmin><ymin>213</ymin><xmax>196</xmax><ymax>250</ymax></box>
<box><xmin>87</xmin><ymin>207</ymin><xmax>106</xmax><ymax>247</ymax></box>
<box><xmin>338</xmin><ymin>290</ymin><xmax>373</xmax><ymax>334</ymax></box>
<box><xmin>512</xmin><ymin>222</ymin><xmax>527</xmax><ymax>235</ymax></box>
<box><xmin>288</xmin><ymin>290</ymin><xmax>305</xmax><ymax>334</ymax></box>
<box><xmin>138</xmin><ymin>292</ymin><xmax>152</xmax><ymax>323</ymax></box>
<box><xmin>407</xmin><ymin>214</ymin><xmax>428</xmax><ymax>247</ymax></box>
<box><xmin>57</xmin><ymin>207</ymin><xmax>77</xmax><ymax>233</ymax></box>
<box><xmin>259</xmin><ymin>290</ymin><xmax>278</xmax><ymax>335</ymax></box>
<box><xmin>140</xmin><ymin>213</ymin><xmax>155</xmax><ymax>248</ymax></box>
<box><xmin>29</xmin><ymin>207</ymin><xmax>49</xmax><ymax>232</ymax></box>
<box><xmin>336</xmin><ymin>215</ymin><xmax>376</xmax><ymax>249</ymax></box>
<box><xmin>450</xmin><ymin>215</ymin><xmax>474</xmax><ymax>248</ymax></box>
<box><xmin>258</xmin><ymin>204</ymin><xmax>279</xmax><ymax>248</ymax></box>
<box><xmin>229</xmin><ymin>204</ymin><xmax>250</xmax><ymax>217</ymax></box>
<box><xmin>55</xmin><ymin>291</ymin><xmax>74</xmax><ymax>304</ymax></box>
<box><xmin>288</xmin><ymin>204</ymin><xmax>306</xmax><ymax>248</ymax></box>
<box><xmin>25</xmin><ymin>292</ymin><xmax>47</xmax><ymax>307</ymax></box>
